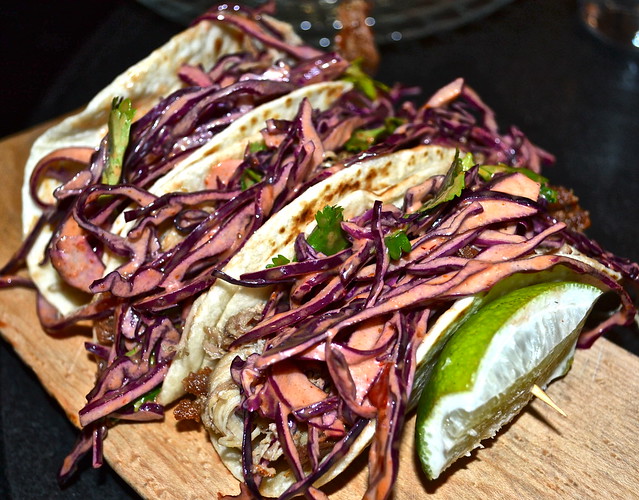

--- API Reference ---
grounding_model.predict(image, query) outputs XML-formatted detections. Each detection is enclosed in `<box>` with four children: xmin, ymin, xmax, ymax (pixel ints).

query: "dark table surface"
<box><xmin>1</xmin><ymin>0</ymin><xmax>638</xmax><ymax>498</ymax></box>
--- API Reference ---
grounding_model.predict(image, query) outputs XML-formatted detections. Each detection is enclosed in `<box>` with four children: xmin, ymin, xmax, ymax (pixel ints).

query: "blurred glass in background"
<box><xmin>138</xmin><ymin>0</ymin><xmax>516</xmax><ymax>45</ymax></box>
<box><xmin>579</xmin><ymin>0</ymin><xmax>639</xmax><ymax>50</ymax></box>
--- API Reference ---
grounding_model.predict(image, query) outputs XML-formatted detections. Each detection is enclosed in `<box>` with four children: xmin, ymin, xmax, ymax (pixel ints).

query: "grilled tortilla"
<box><xmin>102</xmin><ymin>81</ymin><xmax>352</xmax><ymax>278</ymax></box>
<box><xmin>189</xmin><ymin>154</ymin><xmax>626</xmax><ymax>497</ymax></box>
<box><xmin>22</xmin><ymin>13</ymin><xmax>322</xmax><ymax>316</ymax></box>
<box><xmin>164</xmin><ymin>145</ymin><xmax>459</xmax><ymax>494</ymax></box>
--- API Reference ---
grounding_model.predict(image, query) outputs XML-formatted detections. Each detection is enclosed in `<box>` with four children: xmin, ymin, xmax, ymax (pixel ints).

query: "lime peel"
<box><xmin>415</xmin><ymin>281</ymin><xmax>603</xmax><ymax>480</ymax></box>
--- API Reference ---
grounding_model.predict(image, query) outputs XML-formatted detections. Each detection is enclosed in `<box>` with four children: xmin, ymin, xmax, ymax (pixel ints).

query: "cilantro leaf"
<box><xmin>385</xmin><ymin>230</ymin><xmax>412</xmax><ymax>260</ymax></box>
<box><xmin>102</xmin><ymin>97</ymin><xmax>135</xmax><ymax>185</ymax></box>
<box><xmin>478</xmin><ymin>164</ymin><xmax>548</xmax><ymax>184</ymax></box>
<box><xmin>241</xmin><ymin>167</ymin><xmax>263</xmax><ymax>190</ymax></box>
<box><xmin>421</xmin><ymin>151</ymin><xmax>476</xmax><ymax>212</ymax></box>
<box><xmin>125</xmin><ymin>345</ymin><xmax>141</xmax><ymax>357</ymax></box>
<box><xmin>341</xmin><ymin>59</ymin><xmax>390</xmax><ymax>100</ymax></box>
<box><xmin>266</xmin><ymin>254</ymin><xmax>291</xmax><ymax>268</ymax></box>
<box><xmin>539</xmin><ymin>185</ymin><xmax>558</xmax><ymax>203</ymax></box>
<box><xmin>344</xmin><ymin>117</ymin><xmax>405</xmax><ymax>153</ymax></box>
<box><xmin>306</xmin><ymin>205</ymin><xmax>350</xmax><ymax>255</ymax></box>
<box><xmin>248</xmin><ymin>140</ymin><xmax>267</xmax><ymax>153</ymax></box>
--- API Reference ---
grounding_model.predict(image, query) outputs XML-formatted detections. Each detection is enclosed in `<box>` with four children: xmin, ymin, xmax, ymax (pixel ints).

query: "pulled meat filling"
<box><xmin>174</xmin><ymin>366</ymin><xmax>213</xmax><ymax>422</ymax></box>
<box><xmin>203</xmin><ymin>306</ymin><xmax>263</xmax><ymax>361</ymax></box>
<box><xmin>94</xmin><ymin>316</ymin><xmax>115</xmax><ymax>346</ymax></box>
<box><xmin>548</xmin><ymin>185</ymin><xmax>591</xmax><ymax>233</ymax></box>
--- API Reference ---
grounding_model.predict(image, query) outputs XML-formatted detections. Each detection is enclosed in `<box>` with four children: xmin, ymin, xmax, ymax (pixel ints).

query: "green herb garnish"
<box><xmin>385</xmin><ymin>230</ymin><xmax>412</xmax><ymax>260</ymax></box>
<box><xmin>421</xmin><ymin>151</ymin><xmax>476</xmax><ymax>212</ymax></box>
<box><xmin>241</xmin><ymin>167</ymin><xmax>263</xmax><ymax>190</ymax></box>
<box><xmin>125</xmin><ymin>345</ymin><xmax>141</xmax><ymax>357</ymax></box>
<box><xmin>102</xmin><ymin>97</ymin><xmax>135</xmax><ymax>185</ymax></box>
<box><xmin>132</xmin><ymin>386</ymin><xmax>161</xmax><ymax>412</ymax></box>
<box><xmin>478</xmin><ymin>164</ymin><xmax>547</xmax><ymax>183</ymax></box>
<box><xmin>344</xmin><ymin>117</ymin><xmax>405</xmax><ymax>153</ymax></box>
<box><xmin>306</xmin><ymin>205</ymin><xmax>350</xmax><ymax>255</ymax></box>
<box><xmin>341</xmin><ymin>59</ymin><xmax>390</xmax><ymax>100</ymax></box>
<box><xmin>248</xmin><ymin>140</ymin><xmax>267</xmax><ymax>153</ymax></box>
<box><xmin>539</xmin><ymin>185</ymin><xmax>558</xmax><ymax>203</ymax></box>
<box><xmin>266</xmin><ymin>254</ymin><xmax>291</xmax><ymax>268</ymax></box>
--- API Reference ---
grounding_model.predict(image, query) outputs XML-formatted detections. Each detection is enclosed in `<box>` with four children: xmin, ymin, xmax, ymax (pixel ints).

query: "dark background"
<box><xmin>1</xmin><ymin>0</ymin><xmax>638</xmax><ymax>498</ymax></box>
<box><xmin>0</xmin><ymin>1</ymin><xmax>180</xmax><ymax>139</ymax></box>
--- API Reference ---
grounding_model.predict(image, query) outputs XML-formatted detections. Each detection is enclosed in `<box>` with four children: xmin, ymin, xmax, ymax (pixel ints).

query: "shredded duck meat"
<box><xmin>547</xmin><ymin>184</ymin><xmax>591</xmax><ymax>232</ymax></box>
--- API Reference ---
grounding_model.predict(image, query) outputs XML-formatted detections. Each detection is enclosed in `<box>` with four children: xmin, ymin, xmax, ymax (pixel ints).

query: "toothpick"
<box><xmin>531</xmin><ymin>384</ymin><xmax>567</xmax><ymax>417</ymax></box>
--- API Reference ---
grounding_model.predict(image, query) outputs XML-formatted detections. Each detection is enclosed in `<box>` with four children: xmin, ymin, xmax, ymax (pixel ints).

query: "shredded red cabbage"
<box><xmin>217</xmin><ymin>165</ymin><xmax>638</xmax><ymax>499</ymax></box>
<box><xmin>0</xmin><ymin>2</ymin><xmax>636</xmax><ymax>496</ymax></box>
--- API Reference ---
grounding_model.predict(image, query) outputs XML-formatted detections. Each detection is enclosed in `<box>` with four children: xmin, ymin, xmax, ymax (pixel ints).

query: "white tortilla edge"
<box><xmin>22</xmin><ymin>19</ymin><xmax>253</xmax><ymax>315</ymax></box>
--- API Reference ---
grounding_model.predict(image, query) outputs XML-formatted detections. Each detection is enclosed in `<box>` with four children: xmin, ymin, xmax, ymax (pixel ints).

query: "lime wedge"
<box><xmin>415</xmin><ymin>281</ymin><xmax>603</xmax><ymax>480</ymax></box>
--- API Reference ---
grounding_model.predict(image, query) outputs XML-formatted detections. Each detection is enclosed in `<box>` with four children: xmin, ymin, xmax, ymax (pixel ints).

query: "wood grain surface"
<box><xmin>1</xmin><ymin>123</ymin><xmax>638</xmax><ymax>499</ymax></box>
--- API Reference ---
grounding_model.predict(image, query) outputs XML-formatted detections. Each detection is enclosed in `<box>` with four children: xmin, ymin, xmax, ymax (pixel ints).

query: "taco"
<box><xmin>177</xmin><ymin>93</ymin><xmax>638</xmax><ymax>498</ymax></box>
<box><xmin>199</xmin><ymin>167</ymin><xmax>636</xmax><ymax>498</ymax></box>
<box><xmin>160</xmin><ymin>143</ymin><xmax>458</xmax><ymax>404</ymax></box>
<box><xmin>20</xmin><ymin>4</ymin><xmax>350</xmax><ymax>319</ymax></box>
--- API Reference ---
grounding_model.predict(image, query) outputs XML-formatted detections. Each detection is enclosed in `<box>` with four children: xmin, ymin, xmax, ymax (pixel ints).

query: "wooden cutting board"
<box><xmin>1</xmin><ymin>122</ymin><xmax>638</xmax><ymax>499</ymax></box>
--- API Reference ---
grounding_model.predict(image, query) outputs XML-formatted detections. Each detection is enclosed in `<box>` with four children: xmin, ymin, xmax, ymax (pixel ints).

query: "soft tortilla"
<box><xmin>22</xmin><ymin>19</ymin><xmax>259</xmax><ymax>315</ymax></box>
<box><xmin>160</xmin><ymin>145</ymin><xmax>463</xmax><ymax>497</ymax></box>
<box><xmin>105</xmin><ymin>81</ymin><xmax>353</xmax><ymax>260</ymax></box>
<box><xmin>159</xmin><ymin>145</ymin><xmax>459</xmax><ymax>406</ymax></box>
<box><xmin>196</xmin><ymin>145</ymin><xmax>622</xmax><ymax>496</ymax></box>
<box><xmin>20</xmin><ymin>14</ymin><xmax>332</xmax><ymax>316</ymax></box>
